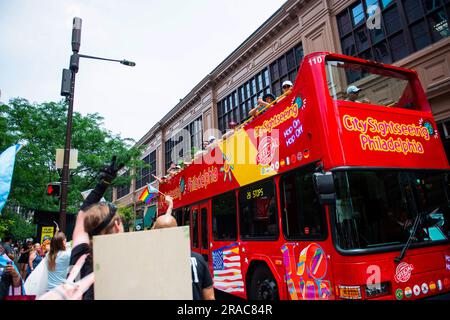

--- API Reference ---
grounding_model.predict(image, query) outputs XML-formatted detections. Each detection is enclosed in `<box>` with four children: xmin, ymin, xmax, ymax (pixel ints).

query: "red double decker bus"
<box><xmin>158</xmin><ymin>52</ymin><xmax>450</xmax><ymax>300</ymax></box>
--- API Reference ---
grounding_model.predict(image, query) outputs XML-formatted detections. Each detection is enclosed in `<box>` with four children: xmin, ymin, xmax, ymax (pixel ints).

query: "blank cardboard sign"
<box><xmin>93</xmin><ymin>226</ymin><xmax>192</xmax><ymax>300</ymax></box>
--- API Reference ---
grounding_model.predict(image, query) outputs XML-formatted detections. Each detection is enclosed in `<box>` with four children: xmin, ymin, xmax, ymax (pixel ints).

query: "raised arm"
<box><xmin>72</xmin><ymin>156</ymin><xmax>124</xmax><ymax>248</ymax></box>
<box><xmin>28</xmin><ymin>251</ymin><xmax>35</xmax><ymax>272</ymax></box>
<box><xmin>164</xmin><ymin>195</ymin><xmax>173</xmax><ymax>216</ymax></box>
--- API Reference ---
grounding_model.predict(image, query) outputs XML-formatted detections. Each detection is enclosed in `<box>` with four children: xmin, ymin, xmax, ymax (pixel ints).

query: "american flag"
<box><xmin>212</xmin><ymin>243</ymin><xmax>244</xmax><ymax>293</ymax></box>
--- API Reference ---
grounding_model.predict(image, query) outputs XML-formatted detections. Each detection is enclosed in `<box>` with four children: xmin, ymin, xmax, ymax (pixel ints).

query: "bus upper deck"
<box><xmin>157</xmin><ymin>52</ymin><xmax>450</xmax><ymax>300</ymax></box>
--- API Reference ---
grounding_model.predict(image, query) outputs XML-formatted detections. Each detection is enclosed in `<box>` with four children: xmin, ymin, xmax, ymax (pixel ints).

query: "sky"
<box><xmin>0</xmin><ymin>0</ymin><xmax>286</xmax><ymax>142</ymax></box>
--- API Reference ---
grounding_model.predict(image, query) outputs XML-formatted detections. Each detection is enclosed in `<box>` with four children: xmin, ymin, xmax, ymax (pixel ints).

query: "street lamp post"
<box><xmin>59</xmin><ymin>17</ymin><xmax>135</xmax><ymax>233</ymax></box>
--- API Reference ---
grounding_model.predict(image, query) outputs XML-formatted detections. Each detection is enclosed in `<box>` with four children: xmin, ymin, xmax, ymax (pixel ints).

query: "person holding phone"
<box><xmin>0</xmin><ymin>244</ymin><xmax>23</xmax><ymax>299</ymax></box>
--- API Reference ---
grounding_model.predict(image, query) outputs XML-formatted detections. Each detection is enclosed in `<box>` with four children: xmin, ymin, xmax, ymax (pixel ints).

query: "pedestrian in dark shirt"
<box><xmin>152</xmin><ymin>196</ymin><xmax>215</xmax><ymax>300</ymax></box>
<box><xmin>189</xmin><ymin>251</ymin><xmax>214</xmax><ymax>300</ymax></box>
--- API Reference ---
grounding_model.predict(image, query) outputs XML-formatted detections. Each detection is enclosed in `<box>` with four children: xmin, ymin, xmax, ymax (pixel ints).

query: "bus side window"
<box><xmin>212</xmin><ymin>191</ymin><xmax>237</xmax><ymax>241</ymax></box>
<box><xmin>239</xmin><ymin>179</ymin><xmax>278</xmax><ymax>240</ymax></box>
<box><xmin>280</xmin><ymin>170</ymin><xmax>327</xmax><ymax>240</ymax></box>
<box><xmin>192</xmin><ymin>209</ymin><xmax>199</xmax><ymax>248</ymax></box>
<box><xmin>175</xmin><ymin>209</ymin><xmax>183</xmax><ymax>226</ymax></box>
<box><xmin>183</xmin><ymin>207</ymin><xmax>190</xmax><ymax>227</ymax></box>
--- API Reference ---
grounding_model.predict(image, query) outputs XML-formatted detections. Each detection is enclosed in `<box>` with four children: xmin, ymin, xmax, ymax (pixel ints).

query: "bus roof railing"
<box><xmin>160</xmin><ymin>88</ymin><xmax>294</xmax><ymax>182</ymax></box>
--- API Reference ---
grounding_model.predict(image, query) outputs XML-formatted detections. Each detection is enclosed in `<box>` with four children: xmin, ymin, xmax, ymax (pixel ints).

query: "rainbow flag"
<box><xmin>138</xmin><ymin>184</ymin><xmax>158</xmax><ymax>204</ymax></box>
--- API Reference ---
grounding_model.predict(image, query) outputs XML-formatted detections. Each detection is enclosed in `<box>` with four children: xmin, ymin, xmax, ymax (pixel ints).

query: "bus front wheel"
<box><xmin>248</xmin><ymin>265</ymin><xmax>279</xmax><ymax>300</ymax></box>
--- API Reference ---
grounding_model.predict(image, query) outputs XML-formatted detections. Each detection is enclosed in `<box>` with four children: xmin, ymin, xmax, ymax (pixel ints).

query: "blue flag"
<box><xmin>0</xmin><ymin>144</ymin><xmax>20</xmax><ymax>214</ymax></box>
<box><xmin>148</xmin><ymin>184</ymin><xmax>159</xmax><ymax>194</ymax></box>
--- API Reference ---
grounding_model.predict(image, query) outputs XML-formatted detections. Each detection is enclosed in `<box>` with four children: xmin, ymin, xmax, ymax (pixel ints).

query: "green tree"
<box><xmin>0</xmin><ymin>209</ymin><xmax>36</xmax><ymax>241</ymax></box>
<box><xmin>0</xmin><ymin>217</ymin><xmax>13</xmax><ymax>240</ymax></box>
<box><xmin>0</xmin><ymin>98</ymin><xmax>144</xmax><ymax>214</ymax></box>
<box><xmin>117</xmin><ymin>206</ymin><xmax>134</xmax><ymax>232</ymax></box>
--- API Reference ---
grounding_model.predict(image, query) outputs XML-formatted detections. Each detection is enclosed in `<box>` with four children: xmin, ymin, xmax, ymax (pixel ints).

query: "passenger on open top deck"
<box><xmin>222</xmin><ymin>121</ymin><xmax>238</xmax><ymax>140</ymax></box>
<box><xmin>281</xmin><ymin>80</ymin><xmax>293</xmax><ymax>95</ymax></box>
<box><xmin>345</xmin><ymin>85</ymin><xmax>371</xmax><ymax>104</ymax></box>
<box><xmin>249</xmin><ymin>93</ymin><xmax>276</xmax><ymax>118</ymax></box>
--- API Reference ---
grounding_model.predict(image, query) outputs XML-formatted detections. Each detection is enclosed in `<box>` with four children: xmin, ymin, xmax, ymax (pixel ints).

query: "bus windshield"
<box><xmin>333</xmin><ymin>170</ymin><xmax>450</xmax><ymax>251</ymax></box>
<box><xmin>326</xmin><ymin>59</ymin><xmax>418</xmax><ymax>109</ymax></box>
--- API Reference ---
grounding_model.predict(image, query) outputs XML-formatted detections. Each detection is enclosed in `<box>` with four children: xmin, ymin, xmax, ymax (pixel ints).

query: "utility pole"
<box><xmin>59</xmin><ymin>17</ymin><xmax>135</xmax><ymax>232</ymax></box>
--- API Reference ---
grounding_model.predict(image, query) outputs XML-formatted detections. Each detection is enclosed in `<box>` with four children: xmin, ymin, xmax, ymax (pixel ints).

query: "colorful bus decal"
<box><xmin>212</xmin><ymin>243</ymin><xmax>245</xmax><ymax>293</ymax></box>
<box><xmin>281</xmin><ymin>243</ymin><xmax>332</xmax><ymax>300</ymax></box>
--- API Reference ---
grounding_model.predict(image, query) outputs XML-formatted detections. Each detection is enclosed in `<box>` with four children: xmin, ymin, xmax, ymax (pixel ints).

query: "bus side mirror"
<box><xmin>313</xmin><ymin>172</ymin><xmax>336</xmax><ymax>205</ymax></box>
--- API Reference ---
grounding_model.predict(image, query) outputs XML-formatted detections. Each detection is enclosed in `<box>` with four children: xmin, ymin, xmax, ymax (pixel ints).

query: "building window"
<box><xmin>165</xmin><ymin>116</ymin><xmax>203</xmax><ymax>170</ymax></box>
<box><xmin>212</xmin><ymin>191</ymin><xmax>237</xmax><ymax>241</ymax></box>
<box><xmin>269</xmin><ymin>44</ymin><xmax>303</xmax><ymax>97</ymax></box>
<box><xmin>116</xmin><ymin>170</ymin><xmax>130</xmax><ymax>199</ymax></box>
<box><xmin>217</xmin><ymin>43</ymin><xmax>303</xmax><ymax>133</ymax></box>
<box><xmin>217</xmin><ymin>69</ymin><xmax>270</xmax><ymax>133</ymax></box>
<box><xmin>189</xmin><ymin>116</ymin><xmax>203</xmax><ymax>155</ymax></box>
<box><xmin>336</xmin><ymin>0</ymin><xmax>450</xmax><ymax>64</ymax></box>
<box><xmin>136</xmin><ymin>150</ymin><xmax>156</xmax><ymax>190</ymax></box>
<box><xmin>239</xmin><ymin>178</ymin><xmax>278</xmax><ymax>240</ymax></box>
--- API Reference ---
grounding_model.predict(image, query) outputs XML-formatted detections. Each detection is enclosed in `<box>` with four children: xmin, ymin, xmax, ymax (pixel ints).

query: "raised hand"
<box><xmin>99</xmin><ymin>155</ymin><xmax>125</xmax><ymax>185</ymax></box>
<box><xmin>80</xmin><ymin>155</ymin><xmax>124</xmax><ymax>211</ymax></box>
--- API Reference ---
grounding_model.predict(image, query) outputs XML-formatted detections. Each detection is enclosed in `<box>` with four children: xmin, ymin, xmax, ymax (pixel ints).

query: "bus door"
<box><xmin>190</xmin><ymin>202</ymin><xmax>210</xmax><ymax>262</ymax></box>
<box><xmin>279</xmin><ymin>168</ymin><xmax>334</xmax><ymax>300</ymax></box>
<box><xmin>191</xmin><ymin>206</ymin><xmax>200</xmax><ymax>254</ymax></box>
<box><xmin>199</xmin><ymin>202</ymin><xmax>210</xmax><ymax>263</ymax></box>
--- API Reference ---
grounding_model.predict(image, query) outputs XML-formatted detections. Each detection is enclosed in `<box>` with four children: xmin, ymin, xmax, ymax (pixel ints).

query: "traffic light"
<box><xmin>46</xmin><ymin>182</ymin><xmax>61</xmax><ymax>197</ymax></box>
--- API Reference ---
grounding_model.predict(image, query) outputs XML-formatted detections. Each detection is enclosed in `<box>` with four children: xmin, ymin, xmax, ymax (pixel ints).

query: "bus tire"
<box><xmin>248</xmin><ymin>265</ymin><xmax>279</xmax><ymax>300</ymax></box>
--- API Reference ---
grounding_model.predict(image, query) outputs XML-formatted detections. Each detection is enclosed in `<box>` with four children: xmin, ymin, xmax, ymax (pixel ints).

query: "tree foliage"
<box><xmin>117</xmin><ymin>206</ymin><xmax>134</xmax><ymax>232</ymax></box>
<box><xmin>0</xmin><ymin>209</ymin><xmax>36</xmax><ymax>241</ymax></box>
<box><xmin>0</xmin><ymin>98</ymin><xmax>144</xmax><ymax>214</ymax></box>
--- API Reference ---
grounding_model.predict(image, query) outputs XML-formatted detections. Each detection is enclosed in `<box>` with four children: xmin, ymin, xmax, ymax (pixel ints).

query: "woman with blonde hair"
<box><xmin>47</xmin><ymin>231</ymin><xmax>71</xmax><ymax>291</ymax></box>
<box><xmin>26</xmin><ymin>243</ymin><xmax>42</xmax><ymax>279</ymax></box>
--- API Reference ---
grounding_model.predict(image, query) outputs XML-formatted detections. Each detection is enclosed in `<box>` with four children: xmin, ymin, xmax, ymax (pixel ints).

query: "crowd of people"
<box><xmin>1</xmin><ymin>156</ymin><xmax>214</xmax><ymax>300</ymax></box>
<box><xmin>0</xmin><ymin>230</ymin><xmax>72</xmax><ymax>299</ymax></box>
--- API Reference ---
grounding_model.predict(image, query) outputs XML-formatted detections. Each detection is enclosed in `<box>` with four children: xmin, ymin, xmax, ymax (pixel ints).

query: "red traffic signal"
<box><xmin>46</xmin><ymin>183</ymin><xmax>61</xmax><ymax>197</ymax></box>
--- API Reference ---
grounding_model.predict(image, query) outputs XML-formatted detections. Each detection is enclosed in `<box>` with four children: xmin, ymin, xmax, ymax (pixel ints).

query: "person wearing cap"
<box><xmin>208</xmin><ymin>135</ymin><xmax>216</xmax><ymax>144</ymax></box>
<box><xmin>167</xmin><ymin>161</ymin><xmax>182</xmax><ymax>177</ymax></box>
<box><xmin>249</xmin><ymin>93</ymin><xmax>277</xmax><ymax>117</ymax></box>
<box><xmin>345</xmin><ymin>85</ymin><xmax>370</xmax><ymax>103</ymax></box>
<box><xmin>345</xmin><ymin>85</ymin><xmax>361</xmax><ymax>102</ymax></box>
<box><xmin>282</xmin><ymin>80</ymin><xmax>293</xmax><ymax>94</ymax></box>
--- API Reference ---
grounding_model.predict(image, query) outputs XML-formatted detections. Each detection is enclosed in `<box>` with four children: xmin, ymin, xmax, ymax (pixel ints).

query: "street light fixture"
<box><xmin>59</xmin><ymin>17</ymin><xmax>135</xmax><ymax>233</ymax></box>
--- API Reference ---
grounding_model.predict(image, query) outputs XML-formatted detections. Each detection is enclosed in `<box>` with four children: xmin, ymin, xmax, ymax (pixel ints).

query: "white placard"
<box><xmin>55</xmin><ymin>148</ymin><xmax>79</xmax><ymax>169</ymax></box>
<box><xmin>93</xmin><ymin>226</ymin><xmax>192</xmax><ymax>300</ymax></box>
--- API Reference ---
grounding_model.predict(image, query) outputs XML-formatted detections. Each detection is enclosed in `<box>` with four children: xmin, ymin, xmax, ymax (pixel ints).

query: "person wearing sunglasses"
<box><xmin>282</xmin><ymin>80</ymin><xmax>293</xmax><ymax>95</ymax></box>
<box><xmin>249</xmin><ymin>93</ymin><xmax>277</xmax><ymax>118</ymax></box>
